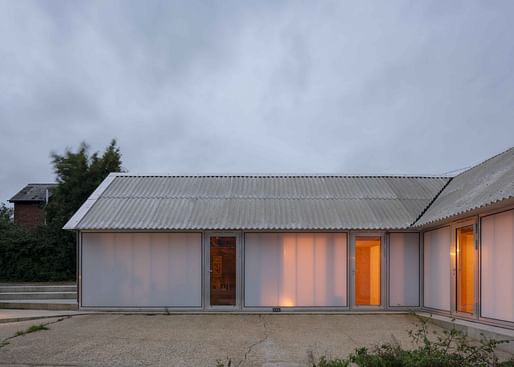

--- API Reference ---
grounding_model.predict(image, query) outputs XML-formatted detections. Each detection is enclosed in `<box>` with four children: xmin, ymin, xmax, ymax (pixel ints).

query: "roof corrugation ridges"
<box><xmin>76</xmin><ymin>174</ymin><xmax>445</xmax><ymax>230</ymax></box>
<box><xmin>415</xmin><ymin>147</ymin><xmax>514</xmax><ymax>226</ymax></box>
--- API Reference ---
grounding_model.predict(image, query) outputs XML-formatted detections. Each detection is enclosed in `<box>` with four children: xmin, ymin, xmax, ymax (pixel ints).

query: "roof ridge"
<box><xmin>411</xmin><ymin>177</ymin><xmax>454</xmax><ymax>227</ymax></box>
<box><xmin>99</xmin><ymin>195</ymin><xmax>432</xmax><ymax>200</ymax></box>
<box><xmin>414</xmin><ymin>145</ymin><xmax>514</xmax><ymax>227</ymax></box>
<box><xmin>111</xmin><ymin>173</ymin><xmax>449</xmax><ymax>179</ymax></box>
<box><xmin>445</xmin><ymin>145</ymin><xmax>514</xmax><ymax>179</ymax></box>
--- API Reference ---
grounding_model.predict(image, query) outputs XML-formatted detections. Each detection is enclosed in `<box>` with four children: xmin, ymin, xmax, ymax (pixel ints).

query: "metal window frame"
<box><xmin>420</xmin><ymin>225</ymin><xmax>452</xmax><ymax>316</ymax></box>
<box><xmin>478</xmin><ymin>207</ymin><xmax>514</xmax><ymax>329</ymax></box>
<box><xmin>241</xmin><ymin>231</ymin><xmax>351</xmax><ymax>312</ymax></box>
<box><xmin>387</xmin><ymin>232</ymin><xmax>421</xmax><ymax>309</ymax></box>
<box><xmin>203</xmin><ymin>231</ymin><xmax>243</xmax><ymax>312</ymax></box>
<box><xmin>421</xmin><ymin>204</ymin><xmax>514</xmax><ymax>330</ymax></box>
<box><xmin>450</xmin><ymin>217</ymin><xmax>479</xmax><ymax>321</ymax></box>
<box><xmin>78</xmin><ymin>231</ymin><xmax>204</xmax><ymax>312</ymax></box>
<box><xmin>349</xmin><ymin>232</ymin><xmax>387</xmax><ymax>311</ymax></box>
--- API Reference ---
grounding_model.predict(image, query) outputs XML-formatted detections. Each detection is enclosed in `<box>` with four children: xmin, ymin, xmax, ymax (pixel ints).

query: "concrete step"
<box><xmin>0</xmin><ymin>285</ymin><xmax>77</xmax><ymax>293</ymax></box>
<box><xmin>0</xmin><ymin>300</ymin><xmax>78</xmax><ymax>311</ymax></box>
<box><xmin>0</xmin><ymin>292</ymin><xmax>76</xmax><ymax>300</ymax></box>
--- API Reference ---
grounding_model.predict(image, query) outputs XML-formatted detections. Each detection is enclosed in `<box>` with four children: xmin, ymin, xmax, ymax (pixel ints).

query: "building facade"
<box><xmin>9</xmin><ymin>183</ymin><xmax>56</xmax><ymax>230</ymax></box>
<box><xmin>65</xmin><ymin>147</ymin><xmax>514</xmax><ymax>329</ymax></box>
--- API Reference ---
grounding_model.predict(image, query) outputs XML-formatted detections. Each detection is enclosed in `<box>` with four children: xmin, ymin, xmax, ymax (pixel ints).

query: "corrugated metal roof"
<box><xmin>66</xmin><ymin>175</ymin><xmax>449</xmax><ymax>230</ymax></box>
<box><xmin>9</xmin><ymin>183</ymin><xmax>57</xmax><ymax>202</ymax></box>
<box><xmin>415</xmin><ymin>147</ymin><xmax>514</xmax><ymax>227</ymax></box>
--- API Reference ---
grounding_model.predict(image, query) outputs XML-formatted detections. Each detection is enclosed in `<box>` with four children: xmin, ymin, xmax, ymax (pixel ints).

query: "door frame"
<box><xmin>450</xmin><ymin>219</ymin><xmax>479</xmax><ymax>320</ymax></box>
<box><xmin>203</xmin><ymin>231</ymin><xmax>242</xmax><ymax>311</ymax></box>
<box><xmin>349</xmin><ymin>232</ymin><xmax>387</xmax><ymax>310</ymax></box>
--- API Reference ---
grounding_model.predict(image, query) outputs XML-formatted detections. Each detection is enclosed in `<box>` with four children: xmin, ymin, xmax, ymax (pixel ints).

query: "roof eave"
<box><xmin>63</xmin><ymin>173</ymin><xmax>120</xmax><ymax>230</ymax></box>
<box><xmin>413</xmin><ymin>196</ymin><xmax>514</xmax><ymax>230</ymax></box>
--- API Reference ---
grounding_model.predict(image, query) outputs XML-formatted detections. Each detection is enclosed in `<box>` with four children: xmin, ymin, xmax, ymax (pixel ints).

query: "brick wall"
<box><xmin>14</xmin><ymin>202</ymin><xmax>46</xmax><ymax>230</ymax></box>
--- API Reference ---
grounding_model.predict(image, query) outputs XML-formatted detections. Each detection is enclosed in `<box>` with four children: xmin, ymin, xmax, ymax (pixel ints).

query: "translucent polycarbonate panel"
<box><xmin>481</xmin><ymin>210</ymin><xmax>514</xmax><ymax>322</ymax></box>
<box><xmin>389</xmin><ymin>233</ymin><xmax>420</xmax><ymax>307</ymax></box>
<box><xmin>456</xmin><ymin>226</ymin><xmax>475</xmax><ymax>314</ymax></box>
<box><xmin>244</xmin><ymin>233</ymin><xmax>347</xmax><ymax>307</ymax></box>
<box><xmin>82</xmin><ymin>232</ymin><xmax>202</xmax><ymax>307</ymax></box>
<box><xmin>423</xmin><ymin>227</ymin><xmax>451</xmax><ymax>311</ymax></box>
<box><xmin>355</xmin><ymin>237</ymin><xmax>381</xmax><ymax>306</ymax></box>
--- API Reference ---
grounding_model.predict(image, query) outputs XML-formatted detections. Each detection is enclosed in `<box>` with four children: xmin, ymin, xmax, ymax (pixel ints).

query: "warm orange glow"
<box><xmin>281</xmin><ymin>235</ymin><xmax>297</xmax><ymax>307</ymax></box>
<box><xmin>280</xmin><ymin>297</ymin><xmax>295</xmax><ymax>307</ymax></box>
<box><xmin>457</xmin><ymin>226</ymin><xmax>475</xmax><ymax>314</ymax></box>
<box><xmin>270</xmin><ymin>233</ymin><xmax>347</xmax><ymax>307</ymax></box>
<box><xmin>355</xmin><ymin>237</ymin><xmax>381</xmax><ymax>306</ymax></box>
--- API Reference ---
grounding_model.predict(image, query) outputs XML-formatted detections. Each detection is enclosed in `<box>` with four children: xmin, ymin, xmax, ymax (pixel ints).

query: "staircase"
<box><xmin>0</xmin><ymin>283</ymin><xmax>78</xmax><ymax>310</ymax></box>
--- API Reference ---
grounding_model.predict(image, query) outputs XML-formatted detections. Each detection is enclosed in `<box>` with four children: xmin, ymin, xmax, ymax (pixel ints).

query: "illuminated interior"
<box><xmin>277</xmin><ymin>234</ymin><xmax>347</xmax><ymax>307</ymax></box>
<box><xmin>355</xmin><ymin>237</ymin><xmax>381</xmax><ymax>306</ymax></box>
<box><xmin>456</xmin><ymin>226</ymin><xmax>475</xmax><ymax>314</ymax></box>
<box><xmin>244</xmin><ymin>233</ymin><xmax>347</xmax><ymax>307</ymax></box>
<box><xmin>210</xmin><ymin>236</ymin><xmax>237</xmax><ymax>306</ymax></box>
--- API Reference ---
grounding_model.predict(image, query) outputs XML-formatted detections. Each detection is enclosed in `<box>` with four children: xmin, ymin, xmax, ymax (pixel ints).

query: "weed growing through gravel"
<box><xmin>216</xmin><ymin>315</ymin><xmax>514</xmax><ymax>366</ymax></box>
<box><xmin>215</xmin><ymin>357</ymin><xmax>232</xmax><ymax>367</ymax></box>
<box><xmin>310</xmin><ymin>315</ymin><xmax>514</xmax><ymax>367</ymax></box>
<box><xmin>14</xmin><ymin>324</ymin><xmax>48</xmax><ymax>337</ymax></box>
<box><xmin>0</xmin><ymin>316</ymin><xmax>68</xmax><ymax>349</ymax></box>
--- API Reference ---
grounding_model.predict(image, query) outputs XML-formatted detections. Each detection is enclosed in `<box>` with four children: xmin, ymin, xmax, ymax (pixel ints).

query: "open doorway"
<box><xmin>456</xmin><ymin>225</ymin><xmax>475</xmax><ymax>314</ymax></box>
<box><xmin>354</xmin><ymin>237</ymin><xmax>381</xmax><ymax>306</ymax></box>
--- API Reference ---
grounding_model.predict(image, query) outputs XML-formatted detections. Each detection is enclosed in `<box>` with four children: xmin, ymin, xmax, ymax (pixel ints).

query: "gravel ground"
<box><xmin>0</xmin><ymin>313</ymin><xmax>439</xmax><ymax>366</ymax></box>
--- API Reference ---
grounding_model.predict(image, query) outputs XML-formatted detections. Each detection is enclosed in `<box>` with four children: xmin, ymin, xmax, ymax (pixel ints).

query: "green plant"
<box><xmin>314</xmin><ymin>355</ymin><xmax>350</xmax><ymax>367</ymax></box>
<box><xmin>14</xmin><ymin>324</ymin><xmax>48</xmax><ymax>337</ymax></box>
<box><xmin>311</xmin><ymin>315</ymin><xmax>514</xmax><ymax>367</ymax></box>
<box><xmin>0</xmin><ymin>140</ymin><xmax>123</xmax><ymax>282</ymax></box>
<box><xmin>215</xmin><ymin>358</ymin><xmax>232</xmax><ymax>367</ymax></box>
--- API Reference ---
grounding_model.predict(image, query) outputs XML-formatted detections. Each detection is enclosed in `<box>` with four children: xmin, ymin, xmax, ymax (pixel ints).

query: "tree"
<box><xmin>0</xmin><ymin>140</ymin><xmax>122</xmax><ymax>281</ymax></box>
<box><xmin>46</xmin><ymin>139</ymin><xmax>123</xmax><ymax>227</ymax></box>
<box><xmin>42</xmin><ymin>139</ymin><xmax>123</xmax><ymax>279</ymax></box>
<box><xmin>0</xmin><ymin>204</ymin><xmax>13</xmax><ymax>226</ymax></box>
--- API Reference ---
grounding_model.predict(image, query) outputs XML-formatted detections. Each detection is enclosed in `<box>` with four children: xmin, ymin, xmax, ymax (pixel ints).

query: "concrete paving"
<box><xmin>0</xmin><ymin>309</ymin><xmax>86</xmax><ymax>323</ymax></box>
<box><xmin>0</xmin><ymin>313</ymin><xmax>437</xmax><ymax>367</ymax></box>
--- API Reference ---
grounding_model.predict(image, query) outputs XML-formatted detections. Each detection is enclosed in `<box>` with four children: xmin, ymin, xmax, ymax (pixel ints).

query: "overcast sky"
<box><xmin>1</xmin><ymin>1</ymin><xmax>513</xmax><ymax>203</ymax></box>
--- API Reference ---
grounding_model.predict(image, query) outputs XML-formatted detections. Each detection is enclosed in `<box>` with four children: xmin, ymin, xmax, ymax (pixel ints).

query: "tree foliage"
<box><xmin>46</xmin><ymin>139</ymin><xmax>122</xmax><ymax>227</ymax></box>
<box><xmin>0</xmin><ymin>140</ymin><xmax>122</xmax><ymax>281</ymax></box>
<box><xmin>0</xmin><ymin>204</ymin><xmax>12</xmax><ymax>226</ymax></box>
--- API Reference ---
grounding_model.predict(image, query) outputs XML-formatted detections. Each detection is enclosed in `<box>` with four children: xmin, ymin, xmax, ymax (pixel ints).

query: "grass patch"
<box><xmin>14</xmin><ymin>323</ymin><xmax>49</xmax><ymax>337</ymax></box>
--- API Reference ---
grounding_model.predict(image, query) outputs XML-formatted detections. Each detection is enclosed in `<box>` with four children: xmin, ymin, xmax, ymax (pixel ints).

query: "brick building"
<box><xmin>8</xmin><ymin>183</ymin><xmax>57</xmax><ymax>230</ymax></box>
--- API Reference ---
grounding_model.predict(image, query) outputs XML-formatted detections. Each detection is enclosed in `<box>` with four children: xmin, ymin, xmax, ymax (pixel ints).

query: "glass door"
<box><xmin>352</xmin><ymin>236</ymin><xmax>383</xmax><ymax>308</ymax></box>
<box><xmin>454</xmin><ymin>224</ymin><xmax>476</xmax><ymax>315</ymax></box>
<box><xmin>205</xmin><ymin>233</ymin><xmax>240</xmax><ymax>310</ymax></box>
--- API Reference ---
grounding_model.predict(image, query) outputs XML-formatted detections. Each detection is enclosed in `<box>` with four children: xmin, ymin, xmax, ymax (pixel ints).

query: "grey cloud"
<box><xmin>1</xmin><ymin>0</ymin><xmax>513</xmax><ymax>203</ymax></box>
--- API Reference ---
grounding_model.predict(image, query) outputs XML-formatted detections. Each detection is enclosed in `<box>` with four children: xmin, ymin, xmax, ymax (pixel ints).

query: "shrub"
<box><xmin>0</xmin><ymin>139</ymin><xmax>122</xmax><ymax>282</ymax></box>
<box><xmin>0</xmin><ymin>221</ymin><xmax>75</xmax><ymax>281</ymax></box>
<box><xmin>311</xmin><ymin>315</ymin><xmax>514</xmax><ymax>367</ymax></box>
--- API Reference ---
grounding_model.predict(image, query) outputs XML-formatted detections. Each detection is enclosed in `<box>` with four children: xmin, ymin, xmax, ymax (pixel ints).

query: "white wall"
<box><xmin>244</xmin><ymin>233</ymin><xmax>347</xmax><ymax>307</ymax></box>
<box><xmin>81</xmin><ymin>232</ymin><xmax>202</xmax><ymax>307</ymax></box>
<box><xmin>389</xmin><ymin>233</ymin><xmax>419</xmax><ymax>307</ymax></box>
<box><xmin>481</xmin><ymin>209</ymin><xmax>514</xmax><ymax>322</ymax></box>
<box><xmin>423</xmin><ymin>227</ymin><xmax>451</xmax><ymax>311</ymax></box>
